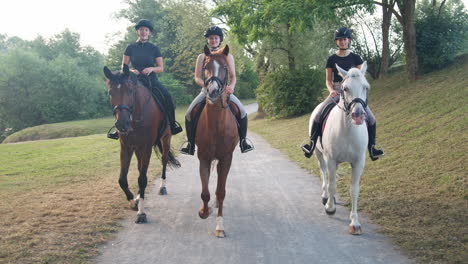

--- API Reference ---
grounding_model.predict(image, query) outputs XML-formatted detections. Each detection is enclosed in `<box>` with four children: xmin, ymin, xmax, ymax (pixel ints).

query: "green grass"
<box><xmin>0</xmin><ymin>108</ymin><xmax>187</xmax><ymax>264</ymax></box>
<box><xmin>249</xmin><ymin>56</ymin><xmax>467</xmax><ymax>264</ymax></box>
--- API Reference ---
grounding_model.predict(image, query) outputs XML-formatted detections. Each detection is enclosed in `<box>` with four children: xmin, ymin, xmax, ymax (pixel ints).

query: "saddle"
<box><xmin>190</xmin><ymin>96</ymin><xmax>241</xmax><ymax>127</ymax></box>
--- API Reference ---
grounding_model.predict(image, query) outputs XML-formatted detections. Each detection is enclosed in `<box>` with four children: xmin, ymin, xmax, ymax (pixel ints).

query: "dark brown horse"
<box><xmin>104</xmin><ymin>65</ymin><xmax>180</xmax><ymax>223</ymax></box>
<box><xmin>196</xmin><ymin>45</ymin><xmax>238</xmax><ymax>237</ymax></box>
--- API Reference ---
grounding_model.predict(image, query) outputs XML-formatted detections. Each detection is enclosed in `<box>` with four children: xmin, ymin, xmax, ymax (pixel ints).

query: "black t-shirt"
<box><xmin>325</xmin><ymin>52</ymin><xmax>363</xmax><ymax>82</ymax></box>
<box><xmin>124</xmin><ymin>42</ymin><xmax>162</xmax><ymax>73</ymax></box>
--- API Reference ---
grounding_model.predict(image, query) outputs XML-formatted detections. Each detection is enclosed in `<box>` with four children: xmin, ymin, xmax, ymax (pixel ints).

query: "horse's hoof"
<box><xmin>325</xmin><ymin>207</ymin><xmax>336</xmax><ymax>215</ymax></box>
<box><xmin>135</xmin><ymin>213</ymin><xmax>147</xmax><ymax>224</ymax></box>
<box><xmin>198</xmin><ymin>207</ymin><xmax>212</xmax><ymax>219</ymax></box>
<box><xmin>130</xmin><ymin>198</ymin><xmax>139</xmax><ymax>211</ymax></box>
<box><xmin>215</xmin><ymin>230</ymin><xmax>226</xmax><ymax>238</ymax></box>
<box><xmin>159</xmin><ymin>186</ymin><xmax>167</xmax><ymax>195</ymax></box>
<box><xmin>349</xmin><ymin>225</ymin><xmax>362</xmax><ymax>235</ymax></box>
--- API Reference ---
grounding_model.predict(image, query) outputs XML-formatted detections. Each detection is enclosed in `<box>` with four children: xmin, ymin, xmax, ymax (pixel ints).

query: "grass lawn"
<box><xmin>248</xmin><ymin>56</ymin><xmax>467</xmax><ymax>264</ymax></box>
<box><xmin>0</xmin><ymin>109</ymin><xmax>187</xmax><ymax>264</ymax></box>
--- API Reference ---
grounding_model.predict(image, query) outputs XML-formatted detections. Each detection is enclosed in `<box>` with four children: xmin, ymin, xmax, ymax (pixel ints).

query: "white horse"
<box><xmin>309</xmin><ymin>62</ymin><xmax>369</xmax><ymax>235</ymax></box>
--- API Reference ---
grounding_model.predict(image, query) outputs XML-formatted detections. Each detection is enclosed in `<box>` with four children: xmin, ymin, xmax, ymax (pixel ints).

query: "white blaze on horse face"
<box><xmin>207</xmin><ymin>60</ymin><xmax>221</xmax><ymax>97</ymax></box>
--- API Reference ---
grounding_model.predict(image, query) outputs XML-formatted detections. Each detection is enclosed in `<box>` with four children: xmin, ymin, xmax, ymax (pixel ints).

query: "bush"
<box><xmin>235</xmin><ymin>64</ymin><xmax>259</xmax><ymax>99</ymax></box>
<box><xmin>159</xmin><ymin>73</ymin><xmax>192</xmax><ymax>106</ymax></box>
<box><xmin>256</xmin><ymin>67</ymin><xmax>324</xmax><ymax>118</ymax></box>
<box><xmin>416</xmin><ymin>5</ymin><xmax>468</xmax><ymax>72</ymax></box>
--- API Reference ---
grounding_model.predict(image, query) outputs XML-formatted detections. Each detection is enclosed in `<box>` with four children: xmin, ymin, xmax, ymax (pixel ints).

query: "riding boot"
<box><xmin>368</xmin><ymin>123</ymin><xmax>384</xmax><ymax>161</ymax></box>
<box><xmin>238</xmin><ymin>116</ymin><xmax>254</xmax><ymax>153</ymax></box>
<box><xmin>180</xmin><ymin>118</ymin><xmax>195</xmax><ymax>155</ymax></box>
<box><xmin>167</xmin><ymin>99</ymin><xmax>183</xmax><ymax>135</ymax></box>
<box><xmin>301</xmin><ymin>121</ymin><xmax>321</xmax><ymax>158</ymax></box>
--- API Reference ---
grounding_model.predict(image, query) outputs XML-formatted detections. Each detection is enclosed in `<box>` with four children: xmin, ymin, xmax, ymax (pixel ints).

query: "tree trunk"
<box><xmin>397</xmin><ymin>0</ymin><xmax>418</xmax><ymax>80</ymax></box>
<box><xmin>286</xmin><ymin>23</ymin><xmax>296</xmax><ymax>71</ymax></box>
<box><xmin>379</xmin><ymin>0</ymin><xmax>394</xmax><ymax>78</ymax></box>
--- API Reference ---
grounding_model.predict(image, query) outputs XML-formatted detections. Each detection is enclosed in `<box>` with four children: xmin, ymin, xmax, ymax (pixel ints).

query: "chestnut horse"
<box><xmin>196</xmin><ymin>45</ymin><xmax>238</xmax><ymax>237</ymax></box>
<box><xmin>104</xmin><ymin>65</ymin><xmax>180</xmax><ymax>224</ymax></box>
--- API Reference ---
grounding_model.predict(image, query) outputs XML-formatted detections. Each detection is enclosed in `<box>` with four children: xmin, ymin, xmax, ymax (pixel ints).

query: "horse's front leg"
<box><xmin>198</xmin><ymin>159</ymin><xmax>212</xmax><ymax>219</ymax></box>
<box><xmin>325</xmin><ymin>159</ymin><xmax>338</xmax><ymax>215</ymax></box>
<box><xmin>214</xmin><ymin>154</ymin><xmax>233</xmax><ymax>238</ymax></box>
<box><xmin>315</xmin><ymin>149</ymin><xmax>329</xmax><ymax>205</ymax></box>
<box><xmin>349</xmin><ymin>162</ymin><xmax>365</xmax><ymax>235</ymax></box>
<box><xmin>134</xmin><ymin>146</ymin><xmax>152</xmax><ymax>224</ymax></box>
<box><xmin>119</xmin><ymin>146</ymin><xmax>135</xmax><ymax>208</ymax></box>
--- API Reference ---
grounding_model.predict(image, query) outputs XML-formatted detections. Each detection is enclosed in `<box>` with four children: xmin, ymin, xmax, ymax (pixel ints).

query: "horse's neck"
<box><xmin>134</xmin><ymin>85</ymin><xmax>153</xmax><ymax>122</ymax></box>
<box><xmin>205</xmin><ymin>99</ymin><xmax>230</xmax><ymax>127</ymax></box>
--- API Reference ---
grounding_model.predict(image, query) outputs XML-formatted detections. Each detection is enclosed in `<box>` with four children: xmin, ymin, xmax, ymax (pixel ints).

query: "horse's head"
<box><xmin>203</xmin><ymin>45</ymin><xmax>229</xmax><ymax>104</ymax></box>
<box><xmin>103</xmin><ymin>65</ymin><xmax>139</xmax><ymax>135</ymax></box>
<box><xmin>336</xmin><ymin>61</ymin><xmax>369</xmax><ymax>125</ymax></box>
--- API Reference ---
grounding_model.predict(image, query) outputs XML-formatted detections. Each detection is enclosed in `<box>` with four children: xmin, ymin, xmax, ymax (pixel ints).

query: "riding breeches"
<box><xmin>185</xmin><ymin>90</ymin><xmax>247</xmax><ymax>121</ymax></box>
<box><xmin>314</xmin><ymin>83</ymin><xmax>376</xmax><ymax>125</ymax></box>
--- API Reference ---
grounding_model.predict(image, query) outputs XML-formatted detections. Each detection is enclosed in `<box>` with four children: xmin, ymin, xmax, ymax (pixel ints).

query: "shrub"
<box><xmin>416</xmin><ymin>4</ymin><xmax>468</xmax><ymax>72</ymax></box>
<box><xmin>256</xmin><ymin>67</ymin><xmax>324</xmax><ymax>118</ymax></box>
<box><xmin>159</xmin><ymin>73</ymin><xmax>192</xmax><ymax>106</ymax></box>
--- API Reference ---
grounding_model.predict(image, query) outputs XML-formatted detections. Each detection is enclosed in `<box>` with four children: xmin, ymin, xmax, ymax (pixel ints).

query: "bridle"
<box><xmin>111</xmin><ymin>75</ymin><xmax>151</xmax><ymax>124</ymax></box>
<box><xmin>335</xmin><ymin>77</ymin><xmax>368</xmax><ymax>116</ymax></box>
<box><xmin>203</xmin><ymin>55</ymin><xmax>229</xmax><ymax>108</ymax></box>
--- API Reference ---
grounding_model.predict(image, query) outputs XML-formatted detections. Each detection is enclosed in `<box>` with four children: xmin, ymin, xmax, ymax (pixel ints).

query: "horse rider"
<box><xmin>180</xmin><ymin>26</ymin><xmax>254</xmax><ymax>155</ymax></box>
<box><xmin>301</xmin><ymin>27</ymin><xmax>385</xmax><ymax>161</ymax></box>
<box><xmin>108</xmin><ymin>19</ymin><xmax>182</xmax><ymax>139</ymax></box>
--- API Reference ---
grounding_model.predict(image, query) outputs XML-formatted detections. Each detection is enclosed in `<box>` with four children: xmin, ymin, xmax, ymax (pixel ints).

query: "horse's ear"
<box><xmin>223</xmin><ymin>45</ymin><xmax>229</xmax><ymax>55</ymax></box>
<box><xmin>360</xmin><ymin>61</ymin><xmax>368</xmax><ymax>75</ymax></box>
<box><xmin>103</xmin><ymin>66</ymin><xmax>114</xmax><ymax>80</ymax></box>
<box><xmin>336</xmin><ymin>64</ymin><xmax>348</xmax><ymax>78</ymax></box>
<box><xmin>122</xmin><ymin>64</ymin><xmax>130</xmax><ymax>76</ymax></box>
<box><xmin>204</xmin><ymin>45</ymin><xmax>211</xmax><ymax>56</ymax></box>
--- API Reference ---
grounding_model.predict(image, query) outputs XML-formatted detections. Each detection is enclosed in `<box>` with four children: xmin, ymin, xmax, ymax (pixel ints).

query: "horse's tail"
<box><xmin>153</xmin><ymin>141</ymin><xmax>181</xmax><ymax>168</ymax></box>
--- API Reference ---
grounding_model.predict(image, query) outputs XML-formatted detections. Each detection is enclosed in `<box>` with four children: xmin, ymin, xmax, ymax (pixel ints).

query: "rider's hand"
<box><xmin>141</xmin><ymin>67</ymin><xmax>154</xmax><ymax>75</ymax></box>
<box><xmin>131</xmin><ymin>69</ymin><xmax>140</xmax><ymax>75</ymax></box>
<box><xmin>329</xmin><ymin>90</ymin><xmax>339</xmax><ymax>97</ymax></box>
<box><xmin>226</xmin><ymin>85</ymin><xmax>234</xmax><ymax>94</ymax></box>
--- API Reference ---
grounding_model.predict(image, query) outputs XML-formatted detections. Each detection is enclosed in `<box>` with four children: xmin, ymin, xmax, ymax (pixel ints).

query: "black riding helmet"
<box><xmin>204</xmin><ymin>26</ymin><xmax>224</xmax><ymax>42</ymax></box>
<box><xmin>135</xmin><ymin>19</ymin><xmax>154</xmax><ymax>32</ymax></box>
<box><xmin>334</xmin><ymin>27</ymin><xmax>352</xmax><ymax>40</ymax></box>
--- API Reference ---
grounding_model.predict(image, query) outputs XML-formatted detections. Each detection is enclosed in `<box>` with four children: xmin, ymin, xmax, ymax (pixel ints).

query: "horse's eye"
<box><xmin>343</xmin><ymin>87</ymin><xmax>349</xmax><ymax>92</ymax></box>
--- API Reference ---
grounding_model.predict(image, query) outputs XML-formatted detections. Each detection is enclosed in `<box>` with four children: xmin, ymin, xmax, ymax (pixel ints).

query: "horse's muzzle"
<box><xmin>351</xmin><ymin>110</ymin><xmax>367</xmax><ymax>125</ymax></box>
<box><xmin>115</xmin><ymin>118</ymin><xmax>133</xmax><ymax>134</ymax></box>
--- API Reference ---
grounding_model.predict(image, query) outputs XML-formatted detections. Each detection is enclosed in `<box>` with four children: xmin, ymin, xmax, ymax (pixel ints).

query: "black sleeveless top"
<box><xmin>325</xmin><ymin>52</ymin><xmax>363</xmax><ymax>82</ymax></box>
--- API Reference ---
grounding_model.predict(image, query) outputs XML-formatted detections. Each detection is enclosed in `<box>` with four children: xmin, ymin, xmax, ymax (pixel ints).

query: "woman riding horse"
<box><xmin>302</xmin><ymin>27</ymin><xmax>385</xmax><ymax>161</ymax></box>
<box><xmin>108</xmin><ymin>19</ymin><xmax>182</xmax><ymax>139</ymax></box>
<box><xmin>180</xmin><ymin>26</ymin><xmax>253</xmax><ymax>155</ymax></box>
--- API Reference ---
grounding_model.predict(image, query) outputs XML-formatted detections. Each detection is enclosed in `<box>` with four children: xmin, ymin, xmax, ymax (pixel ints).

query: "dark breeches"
<box><xmin>138</xmin><ymin>73</ymin><xmax>176</xmax><ymax>123</ymax></box>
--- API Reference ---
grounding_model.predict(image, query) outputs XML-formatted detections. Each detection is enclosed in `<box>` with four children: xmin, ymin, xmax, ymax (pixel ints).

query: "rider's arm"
<box><xmin>194</xmin><ymin>54</ymin><xmax>205</xmax><ymax>87</ymax></box>
<box><xmin>325</xmin><ymin>68</ymin><xmax>335</xmax><ymax>94</ymax></box>
<box><xmin>226</xmin><ymin>54</ymin><xmax>236</xmax><ymax>94</ymax></box>
<box><xmin>122</xmin><ymin>55</ymin><xmax>137</xmax><ymax>73</ymax></box>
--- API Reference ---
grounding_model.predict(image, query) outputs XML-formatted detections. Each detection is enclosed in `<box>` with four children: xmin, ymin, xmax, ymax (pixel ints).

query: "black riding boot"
<box><xmin>166</xmin><ymin>99</ymin><xmax>182</xmax><ymax>135</ymax></box>
<box><xmin>238</xmin><ymin>116</ymin><xmax>254</xmax><ymax>153</ymax></box>
<box><xmin>301</xmin><ymin>121</ymin><xmax>321</xmax><ymax>158</ymax></box>
<box><xmin>368</xmin><ymin>123</ymin><xmax>384</xmax><ymax>161</ymax></box>
<box><xmin>180</xmin><ymin>118</ymin><xmax>195</xmax><ymax>155</ymax></box>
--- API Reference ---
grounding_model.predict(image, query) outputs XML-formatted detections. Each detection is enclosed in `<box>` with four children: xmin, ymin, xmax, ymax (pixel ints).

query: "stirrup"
<box><xmin>240</xmin><ymin>138</ymin><xmax>254</xmax><ymax>153</ymax></box>
<box><xmin>301</xmin><ymin>139</ymin><xmax>315</xmax><ymax>154</ymax></box>
<box><xmin>171</xmin><ymin>121</ymin><xmax>183</xmax><ymax>135</ymax></box>
<box><xmin>107</xmin><ymin>127</ymin><xmax>119</xmax><ymax>140</ymax></box>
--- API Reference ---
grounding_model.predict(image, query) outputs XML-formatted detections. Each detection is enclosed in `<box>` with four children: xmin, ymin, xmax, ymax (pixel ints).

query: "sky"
<box><xmin>0</xmin><ymin>0</ymin><xmax>130</xmax><ymax>54</ymax></box>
